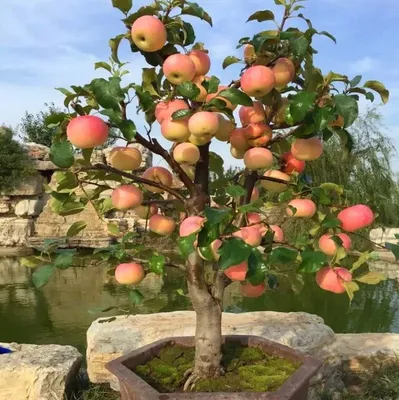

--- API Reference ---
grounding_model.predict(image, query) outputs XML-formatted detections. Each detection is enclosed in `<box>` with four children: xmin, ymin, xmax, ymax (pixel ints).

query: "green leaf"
<box><xmin>222</xmin><ymin>56</ymin><xmax>241</xmax><ymax>70</ymax></box>
<box><xmin>123</xmin><ymin>6</ymin><xmax>157</xmax><ymax>25</ymax></box>
<box><xmin>269</xmin><ymin>247</ymin><xmax>298</xmax><ymax>264</ymax></box>
<box><xmin>45</xmin><ymin>112</ymin><xmax>68</xmax><ymax>128</ymax></box>
<box><xmin>325</xmin><ymin>71</ymin><xmax>349</xmax><ymax>84</ymax></box>
<box><xmin>202</xmin><ymin>76</ymin><xmax>220</xmax><ymax>94</ymax></box>
<box><xmin>218</xmin><ymin>88</ymin><xmax>253</xmax><ymax>106</ymax></box>
<box><xmin>350</xmin><ymin>251</ymin><xmax>370</xmax><ymax>272</ymax></box>
<box><xmin>350</xmin><ymin>75</ymin><xmax>362</xmax><ymax>88</ymax></box>
<box><xmin>50</xmin><ymin>141</ymin><xmax>74</xmax><ymax>168</ymax></box>
<box><xmin>274</xmin><ymin>0</ymin><xmax>286</xmax><ymax>5</ymax></box>
<box><xmin>171</xmin><ymin>109</ymin><xmax>194</xmax><ymax>120</ymax></box>
<box><xmin>344</xmin><ymin>281</ymin><xmax>359</xmax><ymax>302</ymax></box>
<box><xmin>298</xmin><ymin>251</ymin><xmax>328</xmax><ymax>273</ymax></box>
<box><xmin>95</xmin><ymin>62</ymin><xmax>112</xmax><ymax>73</ymax></box>
<box><xmin>82</xmin><ymin>148</ymin><xmax>93</xmax><ymax>163</ymax></box>
<box><xmin>321</xmin><ymin>217</ymin><xmax>341</xmax><ymax>228</ymax></box>
<box><xmin>119</xmin><ymin>119</ymin><xmax>136</xmax><ymax>140</ymax></box>
<box><xmin>91</xmin><ymin>77</ymin><xmax>124</xmax><ymax>110</ymax></box>
<box><xmin>385</xmin><ymin>243</ymin><xmax>399</xmax><ymax>261</ymax></box>
<box><xmin>177</xmin><ymin>233</ymin><xmax>197</xmax><ymax>258</ymax></box>
<box><xmin>252</xmin><ymin>30</ymin><xmax>280</xmax><ymax>53</ymax></box>
<box><xmin>246</xmin><ymin>248</ymin><xmax>268</xmax><ymax>285</ymax></box>
<box><xmin>149</xmin><ymin>253</ymin><xmax>165</xmax><ymax>275</ymax></box>
<box><xmin>226</xmin><ymin>185</ymin><xmax>247</xmax><ymax>197</ymax></box>
<box><xmin>88</xmin><ymin>306</ymin><xmax>116</xmax><ymax>314</ymax></box>
<box><xmin>182</xmin><ymin>2</ymin><xmax>213</xmax><ymax>26</ymax></box>
<box><xmin>334</xmin><ymin>95</ymin><xmax>358</xmax><ymax>128</ymax></box>
<box><xmin>20</xmin><ymin>256</ymin><xmax>46</xmax><ymax>268</ymax></box>
<box><xmin>204</xmin><ymin>206</ymin><xmax>232</xmax><ymax>226</ymax></box>
<box><xmin>291</xmin><ymin>36</ymin><xmax>309</xmax><ymax>58</ymax></box>
<box><xmin>32</xmin><ymin>265</ymin><xmax>55</xmax><ymax>289</ymax></box>
<box><xmin>54</xmin><ymin>249</ymin><xmax>76</xmax><ymax>270</ymax></box>
<box><xmin>112</xmin><ymin>0</ymin><xmax>132</xmax><ymax>13</ymax></box>
<box><xmin>318</xmin><ymin>31</ymin><xmax>337</xmax><ymax>44</ymax></box>
<box><xmin>57</xmin><ymin>201</ymin><xmax>85</xmax><ymax>216</ymax></box>
<box><xmin>129</xmin><ymin>289</ymin><xmax>144</xmax><ymax>305</ymax></box>
<box><xmin>247</xmin><ymin>10</ymin><xmax>275</xmax><ymax>22</ymax></box>
<box><xmin>218</xmin><ymin>238</ymin><xmax>252</xmax><ymax>270</ymax></box>
<box><xmin>107</xmin><ymin>223</ymin><xmax>120</xmax><ymax>237</ymax></box>
<box><xmin>363</xmin><ymin>80</ymin><xmax>390</xmax><ymax>104</ymax></box>
<box><xmin>66</xmin><ymin>221</ymin><xmax>87</xmax><ymax>237</ymax></box>
<box><xmin>278</xmin><ymin>191</ymin><xmax>294</xmax><ymax>203</ymax></box>
<box><xmin>56</xmin><ymin>87</ymin><xmax>73</xmax><ymax>96</ymax></box>
<box><xmin>313</xmin><ymin>107</ymin><xmax>335</xmax><ymax>132</ymax></box>
<box><xmin>290</xmin><ymin>91</ymin><xmax>316</xmax><ymax>123</ymax></box>
<box><xmin>100</xmin><ymin>109</ymin><xmax>123</xmax><ymax>125</ymax></box>
<box><xmin>356</xmin><ymin>271</ymin><xmax>386</xmax><ymax>285</ymax></box>
<box><xmin>336</xmin><ymin>128</ymin><xmax>354</xmax><ymax>153</ymax></box>
<box><xmin>177</xmin><ymin>82</ymin><xmax>201</xmax><ymax>100</ymax></box>
<box><xmin>109</xmin><ymin>34</ymin><xmax>125</xmax><ymax>64</ymax></box>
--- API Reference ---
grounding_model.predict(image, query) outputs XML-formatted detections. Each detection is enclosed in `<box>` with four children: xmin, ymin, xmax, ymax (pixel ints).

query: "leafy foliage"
<box><xmin>0</xmin><ymin>126</ymin><xmax>35</xmax><ymax>192</ymax></box>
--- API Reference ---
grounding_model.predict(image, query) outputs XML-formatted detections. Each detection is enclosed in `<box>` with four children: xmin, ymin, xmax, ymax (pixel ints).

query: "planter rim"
<box><xmin>106</xmin><ymin>335</ymin><xmax>322</xmax><ymax>399</ymax></box>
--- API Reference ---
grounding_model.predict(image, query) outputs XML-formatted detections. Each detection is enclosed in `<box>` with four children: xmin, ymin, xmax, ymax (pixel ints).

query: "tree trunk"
<box><xmin>186</xmin><ymin>252</ymin><xmax>225</xmax><ymax>379</ymax></box>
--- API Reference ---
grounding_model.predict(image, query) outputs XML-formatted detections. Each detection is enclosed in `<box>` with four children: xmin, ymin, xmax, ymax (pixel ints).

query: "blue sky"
<box><xmin>1</xmin><ymin>0</ymin><xmax>399</xmax><ymax>169</ymax></box>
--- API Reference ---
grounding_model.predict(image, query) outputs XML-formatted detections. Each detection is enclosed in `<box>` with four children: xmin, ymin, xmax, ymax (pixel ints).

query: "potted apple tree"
<box><xmin>26</xmin><ymin>0</ymin><xmax>396</xmax><ymax>398</ymax></box>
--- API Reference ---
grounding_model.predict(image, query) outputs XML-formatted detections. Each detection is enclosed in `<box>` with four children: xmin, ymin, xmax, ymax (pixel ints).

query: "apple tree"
<box><xmin>24</xmin><ymin>0</ymin><xmax>397</xmax><ymax>385</ymax></box>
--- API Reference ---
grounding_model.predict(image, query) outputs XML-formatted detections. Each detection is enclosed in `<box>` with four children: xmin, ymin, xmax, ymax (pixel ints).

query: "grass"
<box><xmin>344</xmin><ymin>363</ymin><xmax>399</xmax><ymax>400</ymax></box>
<box><xmin>71</xmin><ymin>384</ymin><xmax>120</xmax><ymax>400</ymax></box>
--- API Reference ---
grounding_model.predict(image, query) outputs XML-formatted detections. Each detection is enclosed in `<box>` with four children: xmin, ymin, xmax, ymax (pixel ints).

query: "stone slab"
<box><xmin>0</xmin><ymin>342</ymin><xmax>82</xmax><ymax>400</ymax></box>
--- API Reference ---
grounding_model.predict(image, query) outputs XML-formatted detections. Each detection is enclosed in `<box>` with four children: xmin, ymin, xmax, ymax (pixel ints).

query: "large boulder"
<box><xmin>0</xmin><ymin>218</ymin><xmax>33</xmax><ymax>246</ymax></box>
<box><xmin>0</xmin><ymin>342</ymin><xmax>82</xmax><ymax>400</ymax></box>
<box><xmin>86</xmin><ymin>311</ymin><xmax>335</xmax><ymax>385</ymax></box>
<box><xmin>8</xmin><ymin>175</ymin><xmax>44</xmax><ymax>196</ymax></box>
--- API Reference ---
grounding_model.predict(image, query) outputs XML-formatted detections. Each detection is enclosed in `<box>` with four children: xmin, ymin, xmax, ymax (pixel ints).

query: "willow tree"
<box><xmin>25</xmin><ymin>0</ymin><xmax>398</xmax><ymax>385</ymax></box>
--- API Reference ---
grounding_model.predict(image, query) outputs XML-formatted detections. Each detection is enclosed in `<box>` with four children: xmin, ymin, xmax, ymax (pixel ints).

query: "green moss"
<box><xmin>133</xmin><ymin>343</ymin><xmax>300</xmax><ymax>393</ymax></box>
<box><xmin>158</xmin><ymin>346</ymin><xmax>184</xmax><ymax>364</ymax></box>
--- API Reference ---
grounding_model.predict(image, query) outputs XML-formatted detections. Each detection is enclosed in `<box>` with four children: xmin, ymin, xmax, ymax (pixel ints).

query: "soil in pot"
<box><xmin>133</xmin><ymin>342</ymin><xmax>301</xmax><ymax>393</ymax></box>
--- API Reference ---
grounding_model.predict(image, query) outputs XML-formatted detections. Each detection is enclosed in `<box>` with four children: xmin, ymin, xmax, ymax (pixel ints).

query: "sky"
<box><xmin>1</xmin><ymin>0</ymin><xmax>399</xmax><ymax>169</ymax></box>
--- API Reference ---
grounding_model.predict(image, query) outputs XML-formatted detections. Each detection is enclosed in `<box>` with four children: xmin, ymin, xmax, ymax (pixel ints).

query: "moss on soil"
<box><xmin>133</xmin><ymin>343</ymin><xmax>300</xmax><ymax>393</ymax></box>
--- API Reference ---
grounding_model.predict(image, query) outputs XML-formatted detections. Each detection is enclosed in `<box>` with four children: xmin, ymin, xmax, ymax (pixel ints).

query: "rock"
<box><xmin>0</xmin><ymin>342</ymin><xmax>82</xmax><ymax>400</ymax></box>
<box><xmin>22</xmin><ymin>142</ymin><xmax>50</xmax><ymax>160</ymax></box>
<box><xmin>0</xmin><ymin>218</ymin><xmax>33</xmax><ymax>246</ymax></box>
<box><xmin>369</xmin><ymin>227</ymin><xmax>399</xmax><ymax>245</ymax></box>
<box><xmin>315</xmin><ymin>333</ymin><xmax>399</xmax><ymax>374</ymax></box>
<box><xmin>86</xmin><ymin>311</ymin><xmax>335</xmax><ymax>384</ymax></box>
<box><xmin>33</xmin><ymin>201</ymin><xmax>113</xmax><ymax>248</ymax></box>
<box><xmin>9</xmin><ymin>175</ymin><xmax>44</xmax><ymax>196</ymax></box>
<box><xmin>15</xmin><ymin>198</ymin><xmax>45</xmax><ymax>217</ymax></box>
<box><xmin>34</xmin><ymin>160</ymin><xmax>58</xmax><ymax>171</ymax></box>
<box><xmin>0</xmin><ymin>200</ymin><xmax>10</xmax><ymax>214</ymax></box>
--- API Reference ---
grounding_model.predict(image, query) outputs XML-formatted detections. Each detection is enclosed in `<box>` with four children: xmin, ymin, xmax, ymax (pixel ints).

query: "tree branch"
<box><xmin>81</xmin><ymin>163</ymin><xmax>185</xmax><ymax>203</ymax></box>
<box><xmin>194</xmin><ymin>143</ymin><xmax>210</xmax><ymax>195</ymax></box>
<box><xmin>257</xmin><ymin>175</ymin><xmax>295</xmax><ymax>186</ymax></box>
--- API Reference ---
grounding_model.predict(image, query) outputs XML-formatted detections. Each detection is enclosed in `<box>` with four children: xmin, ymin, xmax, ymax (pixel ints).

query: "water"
<box><xmin>1</xmin><ymin>257</ymin><xmax>399</xmax><ymax>353</ymax></box>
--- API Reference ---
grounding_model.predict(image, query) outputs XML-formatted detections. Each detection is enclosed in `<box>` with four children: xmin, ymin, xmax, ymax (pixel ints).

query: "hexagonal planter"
<box><xmin>106</xmin><ymin>335</ymin><xmax>322</xmax><ymax>400</ymax></box>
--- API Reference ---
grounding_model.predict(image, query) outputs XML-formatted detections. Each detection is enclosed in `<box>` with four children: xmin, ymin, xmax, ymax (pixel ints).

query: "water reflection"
<box><xmin>0</xmin><ymin>257</ymin><xmax>398</xmax><ymax>352</ymax></box>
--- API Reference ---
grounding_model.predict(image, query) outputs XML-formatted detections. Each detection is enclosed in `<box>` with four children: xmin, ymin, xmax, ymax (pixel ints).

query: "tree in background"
<box><xmin>22</xmin><ymin>0</ymin><xmax>399</xmax><ymax>390</ymax></box>
<box><xmin>307</xmin><ymin>108</ymin><xmax>399</xmax><ymax>227</ymax></box>
<box><xmin>0</xmin><ymin>126</ymin><xmax>35</xmax><ymax>192</ymax></box>
<box><xmin>19</xmin><ymin>103</ymin><xmax>119</xmax><ymax>149</ymax></box>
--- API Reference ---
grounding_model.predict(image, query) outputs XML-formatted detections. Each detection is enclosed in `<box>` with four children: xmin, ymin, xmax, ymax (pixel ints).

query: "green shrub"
<box><xmin>0</xmin><ymin>126</ymin><xmax>35</xmax><ymax>192</ymax></box>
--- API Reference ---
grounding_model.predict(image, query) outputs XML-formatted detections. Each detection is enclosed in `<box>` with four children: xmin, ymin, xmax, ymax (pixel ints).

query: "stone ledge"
<box><xmin>86</xmin><ymin>311</ymin><xmax>335</xmax><ymax>385</ymax></box>
<box><xmin>0</xmin><ymin>342</ymin><xmax>82</xmax><ymax>400</ymax></box>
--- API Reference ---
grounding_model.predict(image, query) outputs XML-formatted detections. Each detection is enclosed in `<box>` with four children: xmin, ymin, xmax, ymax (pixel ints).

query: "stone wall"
<box><xmin>0</xmin><ymin>142</ymin><xmax>153</xmax><ymax>250</ymax></box>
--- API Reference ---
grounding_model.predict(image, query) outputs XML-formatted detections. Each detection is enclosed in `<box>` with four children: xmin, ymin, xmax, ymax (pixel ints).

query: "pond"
<box><xmin>1</xmin><ymin>256</ymin><xmax>399</xmax><ymax>353</ymax></box>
